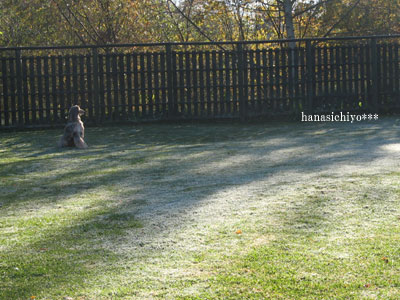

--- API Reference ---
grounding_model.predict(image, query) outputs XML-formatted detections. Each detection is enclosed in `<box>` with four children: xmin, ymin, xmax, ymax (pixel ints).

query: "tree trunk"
<box><xmin>283</xmin><ymin>0</ymin><xmax>296</xmax><ymax>49</ymax></box>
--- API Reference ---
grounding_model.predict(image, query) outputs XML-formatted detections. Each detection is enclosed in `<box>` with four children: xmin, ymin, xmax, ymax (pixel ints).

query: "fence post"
<box><xmin>370</xmin><ymin>38</ymin><xmax>379</xmax><ymax>111</ymax></box>
<box><xmin>237</xmin><ymin>43</ymin><xmax>246</xmax><ymax>121</ymax></box>
<box><xmin>305</xmin><ymin>40</ymin><xmax>315</xmax><ymax>113</ymax></box>
<box><xmin>92</xmin><ymin>47</ymin><xmax>100</xmax><ymax>123</ymax></box>
<box><xmin>165</xmin><ymin>43</ymin><xmax>175</xmax><ymax>118</ymax></box>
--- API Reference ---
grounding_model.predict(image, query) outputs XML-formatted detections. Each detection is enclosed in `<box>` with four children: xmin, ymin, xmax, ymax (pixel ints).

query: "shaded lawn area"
<box><xmin>1</xmin><ymin>119</ymin><xmax>400</xmax><ymax>299</ymax></box>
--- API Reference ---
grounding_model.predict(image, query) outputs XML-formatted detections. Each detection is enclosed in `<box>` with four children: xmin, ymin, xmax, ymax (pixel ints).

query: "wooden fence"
<box><xmin>0</xmin><ymin>36</ymin><xmax>399</xmax><ymax>128</ymax></box>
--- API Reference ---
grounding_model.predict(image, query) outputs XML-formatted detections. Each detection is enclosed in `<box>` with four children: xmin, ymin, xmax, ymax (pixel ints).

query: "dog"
<box><xmin>58</xmin><ymin>105</ymin><xmax>88</xmax><ymax>149</ymax></box>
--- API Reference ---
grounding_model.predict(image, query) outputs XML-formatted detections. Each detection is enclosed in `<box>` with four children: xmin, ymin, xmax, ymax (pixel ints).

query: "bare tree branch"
<box><xmin>72</xmin><ymin>4</ymin><xmax>106</xmax><ymax>44</ymax></box>
<box><xmin>166</xmin><ymin>1</ymin><xmax>186</xmax><ymax>42</ymax></box>
<box><xmin>165</xmin><ymin>0</ymin><xmax>225</xmax><ymax>49</ymax></box>
<box><xmin>293</xmin><ymin>0</ymin><xmax>336</xmax><ymax>18</ymax></box>
<box><xmin>51</xmin><ymin>0</ymin><xmax>87</xmax><ymax>44</ymax></box>
<box><xmin>320</xmin><ymin>0</ymin><xmax>361</xmax><ymax>39</ymax></box>
<box><xmin>59</xmin><ymin>0</ymin><xmax>98</xmax><ymax>43</ymax></box>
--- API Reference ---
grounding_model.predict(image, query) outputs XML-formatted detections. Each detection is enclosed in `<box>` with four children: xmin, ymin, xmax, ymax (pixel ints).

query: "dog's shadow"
<box><xmin>27</xmin><ymin>143</ymin><xmax>89</xmax><ymax>158</ymax></box>
<box><xmin>27</xmin><ymin>147</ymin><xmax>63</xmax><ymax>158</ymax></box>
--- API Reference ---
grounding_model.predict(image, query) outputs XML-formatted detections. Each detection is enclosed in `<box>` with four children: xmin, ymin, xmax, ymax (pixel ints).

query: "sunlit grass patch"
<box><xmin>180</xmin><ymin>175</ymin><xmax>400</xmax><ymax>300</ymax></box>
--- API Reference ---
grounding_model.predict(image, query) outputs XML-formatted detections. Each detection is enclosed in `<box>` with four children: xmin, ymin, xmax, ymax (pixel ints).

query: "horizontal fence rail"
<box><xmin>0</xmin><ymin>36</ymin><xmax>399</xmax><ymax>128</ymax></box>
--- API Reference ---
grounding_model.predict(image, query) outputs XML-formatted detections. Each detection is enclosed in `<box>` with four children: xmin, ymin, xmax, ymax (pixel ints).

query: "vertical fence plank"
<box><xmin>300</xmin><ymin>47</ymin><xmax>307</xmax><ymax>111</ymax></box>
<box><xmin>281</xmin><ymin>48</ymin><xmax>288</xmax><ymax>112</ymax></box>
<box><xmin>98</xmin><ymin>54</ymin><xmax>105</xmax><ymax>121</ymax></box>
<box><xmin>86</xmin><ymin>54</ymin><xmax>93</xmax><ymax>121</ymax></box>
<box><xmin>388</xmin><ymin>44</ymin><xmax>394</xmax><ymax>102</ymax></box>
<box><xmin>243</xmin><ymin>50</ymin><xmax>249</xmax><ymax>115</ymax></box>
<box><xmin>316</xmin><ymin>47</ymin><xmax>323</xmax><ymax>111</ymax></box>
<box><xmin>218</xmin><ymin>51</ymin><xmax>224</xmax><ymax>116</ymax></box>
<box><xmin>37</xmin><ymin>57</ymin><xmax>44</xmax><ymax>123</ymax></box>
<box><xmin>225</xmin><ymin>51</ymin><xmax>231</xmax><ymax>115</ymax></box>
<box><xmin>92</xmin><ymin>49</ymin><xmax>101</xmax><ymax>122</ymax></box>
<box><xmin>132</xmin><ymin>53</ymin><xmax>140</xmax><ymax>118</ymax></box>
<box><xmin>262</xmin><ymin>50</ymin><xmax>268</xmax><ymax>113</ymax></box>
<box><xmin>382</xmin><ymin>44</ymin><xmax>388</xmax><ymax>107</ymax></box>
<box><xmin>58</xmin><ymin>55</ymin><xmax>66</xmax><ymax>121</ymax></box>
<box><xmin>153</xmin><ymin>53</ymin><xmax>160</xmax><ymax>116</ymax></box>
<box><xmin>172</xmin><ymin>51</ymin><xmax>178</xmax><ymax>116</ymax></box>
<box><xmin>212</xmin><ymin>51</ymin><xmax>218</xmax><ymax>116</ymax></box>
<box><xmin>119</xmin><ymin>53</ymin><xmax>127</xmax><ymax>119</ymax></box>
<box><xmin>43</xmin><ymin>57</ymin><xmax>51</xmax><ymax>122</ymax></box>
<box><xmin>165</xmin><ymin>44</ymin><xmax>174</xmax><ymax>118</ymax></box>
<box><xmin>50</xmin><ymin>56</ymin><xmax>57</xmax><ymax>122</ymax></box>
<box><xmin>353</xmin><ymin>46</ymin><xmax>360</xmax><ymax>110</ymax></box>
<box><xmin>305</xmin><ymin>41</ymin><xmax>315</xmax><ymax>113</ymax></box>
<box><xmin>22</xmin><ymin>57</ymin><xmax>30</xmax><ymax>124</ymax></box>
<box><xmin>9</xmin><ymin>58</ymin><xmax>17</xmax><ymax>125</ymax></box>
<box><xmin>146</xmin><ymin>52</ymin><xmax>153</xmax><ymax>118</ymax></box>
<box><xmin>237</xmin><ymin>44</ymin><xmax>246</xmax><ymax>120</ymax></box>
<box><xmin>15</xmin><ymin>51</ymin><xmax>24</xmax><ymax>125</ymax></box>
<box><xmin>334</xmin><ymin>47</ymin><xmax>341</xmax><ymax>110</ymax></box>
<box><xmin>198</xmin><ymin>52</ymin><xmax>205</xmax><ymax>116</ymax></box>
<box><xmin>192</xmin><ymin>52</ymin><xmax>199</xmax><ymax>117</ymax></box>
<box><xmin>126</xmin><ymin>54</ymin><xmax>133</xmax><ymax>118</ymax></box>
<box><xmin>395</xmin><ymin>44</ymin><xmax>399</xmax><ymax>106</ymax></box>
<box><xmin>370</xmin><ymin>38</ymin><xmax>379</xmax><ymax>110</ymax></box>
<box><xmin>29</xmin><ymin>57</ymin><xmax>37</xmax><ymax>123</ymax></box>
<box><xmin>249</xmin><ymin>51</ymin><xmax>255</xmax><ymax>113</ymax></box>
<box><xmin>159</xmin><ymin>52</ymin><xmax>167</xmax><ymax>116</ymax></box>
<box><xmin>342</xmin><ymin>46</ymin><xmax>351</xmax><ymax>110</ymax></box>
<box><xmin>111</xmin><ymin>54</ymin><xmax>119</xmax><ymax>120</ymax></box>
<box><xmin>185</xmin><ymin>52</ymin><xmax>192</xmax><ymax>115</ymax></box>
<box><xmin>322</xmin><ymin>47</ymin><xmax>328</xmax><ymax>111</ymax></box>
<box><xmin>65</xmin><ymin>55</ymin><xmax>72</xmax><ymax>111</ymax></box>
<box><xmin>268</xmin><ymin>49</ymin><xmax>275</xmax><ymax>112</ymax></box>
<box><xmin>293</xmin><ymin>47</ymin><xmax>300</xmax><ymax>112</ymax></box>
<box><xmin>274</xmin><ymin>49</ymin><xmax>281</xmax><ymax>111</ymax></box>
<box><xmin>365</xmin><ymin>43</ymin><xmax>371</xmax><ymax>108</ymax></box>
<box><xmin>205</xmin><ymin>51</ymin><xmax>212</xmax><ymax>116</ymax></box>
<box><xmin>341</xmin><ymin>46</ymin><xmax>347</xmax><ymax>110</ymax></box>
<box><xmin>72</xmin><ymin>55</ymin><xmax>78</xmax><ymax>107</ymax></box>
<box><xmin>1</xmin><ymin>59</ymin><xmax>8</xmax><ymax>126</ymax></box>
<box><xmin>105</xmin><ymin>54</ymin><xmax>112</xmax><ymax>120</ymax></box>
<box><xmin>78</xmin><ymin>56</ymin><xmax>85</xmax><ymax>113</ymax></box>
<box><xmin>232</xmin><ymin>51</ymin><xmax>238</xmax><ymax>114</ymax></box>
<box><xmin>346</xmin><ymin>46</ymin><xmax>352</xmax><ymax>109</ymax></box>
<box><xmin>359</xmin><ymin>45</ymin><xmax>366</xmax><ymax>108</ymax></box>
<box><xmin>178</xmin><ymin>52</ymin><xmax>185</xmax><ymax>114</ymax></box>
<box><xmin>328</xmin><ymin>46</ymin><xmax>335</xmax><ymax>110</ymax></box>
<box><xmin>139</xmin><ymin>54</ymin><xmax>146</xmax><ymax>117</ymax></box>
<box><xmin>287</xmin><ymin>48</ymin><xmax>295</xmax><ymax>113</ymax></box>
<box><xmin>256</xmin><ymin>49</ymin><xmax>263</xmax><ymax>112</ymax></box>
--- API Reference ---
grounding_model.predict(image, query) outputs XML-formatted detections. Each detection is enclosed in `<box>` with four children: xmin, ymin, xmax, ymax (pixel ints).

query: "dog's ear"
<box><xmin>68</xmin><ymin>106</ymin><xmax>80</xmax><ymax>121</ymax></box>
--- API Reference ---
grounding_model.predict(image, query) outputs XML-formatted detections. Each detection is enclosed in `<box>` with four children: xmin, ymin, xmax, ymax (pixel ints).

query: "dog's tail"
<box><xmin>74</xmin><ymin>133</ymin><xmax>88</xmax><ymax>149</ymax></box>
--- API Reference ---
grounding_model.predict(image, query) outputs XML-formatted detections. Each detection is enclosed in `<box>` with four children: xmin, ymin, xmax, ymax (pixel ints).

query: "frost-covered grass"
<box><xmin>1</xmin><ymin>118</ymin><xmax>400</xmax><ymax>299</ymax></box>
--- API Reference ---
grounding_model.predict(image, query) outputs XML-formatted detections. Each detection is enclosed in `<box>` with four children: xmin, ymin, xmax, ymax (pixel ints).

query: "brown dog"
<box><xmin>58</xmin><ymin>105</ymin><xmax>88</xmax><ymax>149</ymax></box>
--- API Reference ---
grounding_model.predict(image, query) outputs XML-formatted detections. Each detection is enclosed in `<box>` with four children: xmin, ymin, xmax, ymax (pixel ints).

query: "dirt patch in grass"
<box><xmin>1</xmin><ymin>117</ymin><xmax>400</xmax><ymax>299</ymax></box>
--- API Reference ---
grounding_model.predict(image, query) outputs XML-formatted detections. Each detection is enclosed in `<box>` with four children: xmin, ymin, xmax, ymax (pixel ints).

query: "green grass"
<box><xmin>187</xmin><ymin>198</ymin><xmax>400</xmax><ymax>299</ymax></box>
<box><xmin>1</xmin><ymin>121</ymin><xmax>400</xmax><ymax>299</ymax></box>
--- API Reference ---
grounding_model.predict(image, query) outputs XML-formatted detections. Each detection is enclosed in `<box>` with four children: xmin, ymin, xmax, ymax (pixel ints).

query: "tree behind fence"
<box><xmin>0</xmin><ymin>37</ymin><xmax>399</xmax><ymax>128</ymax></box>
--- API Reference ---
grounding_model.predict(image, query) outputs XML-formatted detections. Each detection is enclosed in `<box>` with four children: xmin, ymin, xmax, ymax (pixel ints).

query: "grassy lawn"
<box><xmin>1</xmin><ymin>119</ymin><xmax>400</xmax><ymax>299</ymax></box>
